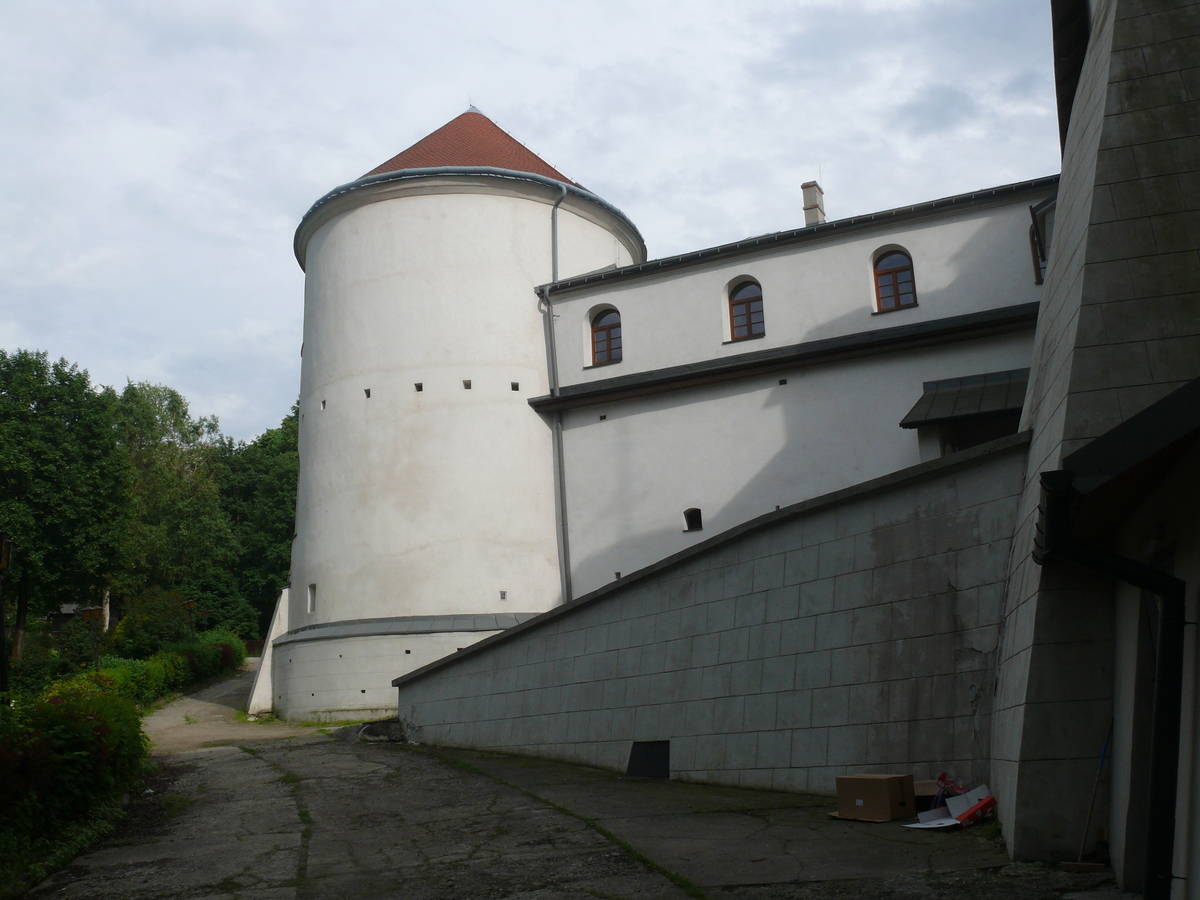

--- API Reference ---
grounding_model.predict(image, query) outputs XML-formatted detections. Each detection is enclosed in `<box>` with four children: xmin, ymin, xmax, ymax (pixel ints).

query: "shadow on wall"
<box><xmin>564</xmin><ymin>222</ymin><xmax>1034</xmax><ymax>597</ymax></box>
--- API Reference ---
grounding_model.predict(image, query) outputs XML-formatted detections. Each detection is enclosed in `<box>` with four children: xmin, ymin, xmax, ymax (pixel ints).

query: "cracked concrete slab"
<box><xmin>27</xmin><ymin>666</ymin><xmax>1126</xmax><ymax>900</ymax></box>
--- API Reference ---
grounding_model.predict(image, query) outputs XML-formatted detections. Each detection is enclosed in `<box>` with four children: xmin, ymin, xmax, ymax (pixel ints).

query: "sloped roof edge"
<box><xmin>294</xmin><ymin>166</ymin><xmax>646</xmax><ymax>269</ymax></box>
<box><xmin>541</xmin><ymin>174</ymin><xmax>1060</xmax><ymax>297</ymax></box>
<box><xmin>391</xmin><ymin>429</ymin><xmax>1032</xmax><ymax>689</ymax></box>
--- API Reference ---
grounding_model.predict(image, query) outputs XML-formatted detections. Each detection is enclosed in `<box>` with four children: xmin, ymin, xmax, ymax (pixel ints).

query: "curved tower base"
<box><xmin>270</xmin><ymin>614</ymin><xmax>539</xmax><ymax>721</ymax></box>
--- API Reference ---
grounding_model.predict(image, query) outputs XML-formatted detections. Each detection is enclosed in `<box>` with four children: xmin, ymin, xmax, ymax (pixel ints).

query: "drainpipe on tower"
<box><xmin>540</xmin><ymin>183</ymin><xmax>573</xmax><ymax>605</ymax></box>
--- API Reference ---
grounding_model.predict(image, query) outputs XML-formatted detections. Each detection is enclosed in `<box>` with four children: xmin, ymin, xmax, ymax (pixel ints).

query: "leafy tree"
<box><xmin>217</xmin><ymin>406</ymin><xmax>298</xmax><ymax>635</ymax></box>
<box><xmin>111</xmin><ymin>383</ymin><xmax>258</xmax><ymax>638</ymax></box>
<box><xmin>0</xmin><ymin>350</ymin><xmax>132</xmax><ymax>659</ymax></box>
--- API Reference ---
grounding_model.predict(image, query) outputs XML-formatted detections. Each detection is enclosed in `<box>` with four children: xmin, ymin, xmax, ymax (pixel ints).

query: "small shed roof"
<box><xmin>899</xmin><ymin>368</ymin><xmax>1030</xmax><ymax>428</ymax></box>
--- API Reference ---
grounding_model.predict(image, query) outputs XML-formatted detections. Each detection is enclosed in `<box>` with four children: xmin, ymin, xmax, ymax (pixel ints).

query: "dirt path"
<box><xmin>142</xmin><ymin>659</ymin><xmax>320</xmax><ymax>754</ymax></box>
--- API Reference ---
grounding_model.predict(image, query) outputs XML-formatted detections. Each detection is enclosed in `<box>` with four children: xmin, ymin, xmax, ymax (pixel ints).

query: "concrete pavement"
<box><xmin>26</xmin><ymin>664</ymin><xmax>1124</xmax><ymax>900</ymax></box>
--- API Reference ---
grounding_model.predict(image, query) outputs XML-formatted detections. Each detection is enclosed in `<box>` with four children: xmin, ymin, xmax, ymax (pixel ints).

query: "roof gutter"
<box><xmin>539</xmin><ymin>175</ymin><xmax>1059</xmax><ymax>298</ymax></box>
<box><xmin>294</xmin><ymin>165</ymin><xmax>646</xmax><ymax>269</ymax></box>
<box><xmin>541</xmin><ymin>183</ymin><xmax>573</xmax><ymax>606</ymax></box>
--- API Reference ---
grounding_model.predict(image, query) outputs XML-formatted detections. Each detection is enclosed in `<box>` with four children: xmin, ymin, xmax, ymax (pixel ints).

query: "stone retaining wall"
<box><xmin>395</xmin><ymin>434</ymin><xmax>1029</xmax><ymax>794</ymax></box>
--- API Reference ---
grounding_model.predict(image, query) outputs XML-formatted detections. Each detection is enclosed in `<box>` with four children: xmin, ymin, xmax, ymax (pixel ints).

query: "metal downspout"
<box><xmin>542</xmin><ymin>184</ymin><xmax>572</xmax><ymax>605</ymax></box>
<box><xmin>1034</xmin><ymin>470</ymin><xmax>1185</xmax><ymax>900</ymax></box>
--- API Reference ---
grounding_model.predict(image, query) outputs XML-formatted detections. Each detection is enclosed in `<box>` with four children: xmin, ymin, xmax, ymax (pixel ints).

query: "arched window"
<box><xmin>874</xmin><ymin>251</ymin><xmax>917</xmax><ymax>311</ymax></box>
<box><xmin>729</xmin><ymin>281</ymin><xmax>765</xmax><ymax>340</ymax></box>
<box><xmin>591</xmin><ymin>309</ymin><xmax>622</xmax><ymax>365</ymax></box>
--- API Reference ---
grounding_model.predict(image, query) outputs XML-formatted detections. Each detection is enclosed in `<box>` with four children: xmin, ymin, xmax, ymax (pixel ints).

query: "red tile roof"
<box><xmin>364</xmin><ymin>108</ymin><xmax>576</xmax><ymax>185</ymax></box>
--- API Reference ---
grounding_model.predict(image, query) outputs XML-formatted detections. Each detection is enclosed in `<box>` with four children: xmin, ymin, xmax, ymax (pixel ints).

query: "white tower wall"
<box><xmin>277</xmin><ymin>174</ymin><xmax>641</xmax><ymax>719</ymax></box>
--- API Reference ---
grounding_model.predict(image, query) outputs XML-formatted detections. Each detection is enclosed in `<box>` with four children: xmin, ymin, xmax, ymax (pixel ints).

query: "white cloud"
<box><xmin>0</xmin><ymin>0</ymin><xmax>1059</xmax><ymax>439</ymax></box>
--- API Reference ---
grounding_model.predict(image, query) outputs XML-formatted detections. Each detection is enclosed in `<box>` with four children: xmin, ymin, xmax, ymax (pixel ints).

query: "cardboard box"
<box><xmin>835</xmin><ymin>774</ymin><xmax>916</xmax><ymax>822</ymax></box>
<box><xmin>914</xmin><ymin>779</ymin><xmax>940</xmax><ymax>811</ymax></box>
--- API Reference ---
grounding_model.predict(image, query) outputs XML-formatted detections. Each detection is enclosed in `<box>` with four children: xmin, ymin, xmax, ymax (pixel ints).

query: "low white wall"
<box><xmin>247</xmin><ymin>587</ymin><xmax>288</xmax><ymax>716</ymax></box>
<box><xmin>394</xmin><ymin>434</ymin><xmax>1029</xmax><ymax>794</ymax></box>
<box><xmin>275</xmin><ymin>630</ymin><xmax>502</xmax><ymax>721</ymax></box>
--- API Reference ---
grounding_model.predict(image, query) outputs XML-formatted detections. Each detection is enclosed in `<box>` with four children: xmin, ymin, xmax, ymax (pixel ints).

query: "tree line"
<box><xmin>0</xmin><ymin>349</ymin><xmax>297</xmax><ymax>663</ymax></box>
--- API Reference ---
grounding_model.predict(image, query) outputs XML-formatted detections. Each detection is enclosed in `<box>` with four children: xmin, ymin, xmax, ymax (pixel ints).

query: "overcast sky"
<box><xmin>0</xmin><ymin>1</ymin><xmax>1061</xmax><ymax>441</ymax></box>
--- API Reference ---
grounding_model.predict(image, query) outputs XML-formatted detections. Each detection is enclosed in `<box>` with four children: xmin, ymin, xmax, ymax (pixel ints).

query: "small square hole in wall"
<box><xmin>627</xmin><ymin>740</ymin><xmax>670</xmax><ymax>778</ymax></box>
<box><xmin>405</xmin><ymin>649</ymin><xmax>411</xmax><ymax>654</ymax></box>
<box><xmin>599</xmin><ymin>414</ymin><xmax>607</xmax><ymax>421</ymax></box>
<box><xmin>364</xmin><ymin>388</ymin><xmax>371</xmax><ymax>398</ymax></box>
<box><xmin>321</xmin><ymin>399</ymin><xmax>326</xmax><ymax>409</ymax></box>
<box><xmin>511</xmin><ymin>382</ymin><xmax>519</xmax><ymax>391</ymax></box>
<box><xmin>614</xmin><ymin>571</ymin><xmax>621</xmax><ymax>579</ymax></box>
<box><xmin>499</xmin><ymin>590</ymin><xmax>507</xmax><ymax>600</ymax></box>
<box><xmin>361</xmin><ymin>689</ymin><xmax>366</xmax><ymax>693</ymax></box>
<box><xmin>414</xmin><ymin>383</ymin><xmax>423</xmax><ymax>392</ymax></box>
<box><xmin>463</xmin><ymin>380</ymin><xmax>472</xmax><ymax>390</ymax></box>
<box><xmin>779</xmin><ymin>378</ymin><xmax>788</xmax><ymax>385</ymax></box>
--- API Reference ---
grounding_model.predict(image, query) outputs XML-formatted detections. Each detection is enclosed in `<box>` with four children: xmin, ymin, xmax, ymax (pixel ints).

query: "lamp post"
<box><xmin>78</xmin><ymin>606</ymin><xmax>104</xmax><ymax>673</ymax></box>
<box><xmin>0</xmin><ymin>531</ymin><xmax>14</xmax><ymax>704</ymax></box>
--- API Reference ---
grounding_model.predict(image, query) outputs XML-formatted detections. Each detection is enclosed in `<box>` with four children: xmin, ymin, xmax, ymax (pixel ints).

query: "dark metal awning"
<box><xmin>899</xmin><ymin>367</ymin><xmax>1029</xmax><ymax>429</ymax></box>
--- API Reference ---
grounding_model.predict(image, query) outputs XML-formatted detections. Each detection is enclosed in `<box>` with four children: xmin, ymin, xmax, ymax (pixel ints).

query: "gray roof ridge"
<box><xmin>541</xmin><ymin>174</ymin><xmax>1060</xmax><ymax>296</ymax></box>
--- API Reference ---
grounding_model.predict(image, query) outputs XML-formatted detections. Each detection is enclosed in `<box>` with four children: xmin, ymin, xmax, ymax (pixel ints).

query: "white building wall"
<box><xmin>562</xmin><ymin>331</ymin><xmax>1034</xmax><ymax>596</ymax></box>
<box><xmin>273</xmin><ymin>630</ymin><xmax>504</xmax><ymax>722</ymax></box>
<box><xmin>281</xmin><ymin>175</ymin><xmax>640</xmax><ymax>718</ymax></box>
<box><xmin>548</xmin><ymin>195</ymin><xmax>1049</xmax><ymax>386</ymax></box>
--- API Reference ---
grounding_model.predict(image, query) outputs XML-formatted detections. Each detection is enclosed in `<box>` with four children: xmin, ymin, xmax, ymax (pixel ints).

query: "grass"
<box><xmin>159</xmin><ymin>795</ymin><xmax>194</xmax><ymax>818</ymax></box>
<box><xmin>235</xmin><ymin>708</ymin><xmax>280</xmax><ymax>724</ymax></box>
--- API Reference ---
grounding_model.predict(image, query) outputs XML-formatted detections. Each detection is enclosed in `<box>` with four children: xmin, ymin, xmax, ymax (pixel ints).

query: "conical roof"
<box><xmin>364</xmin><ymin>108</ymin><xmax>576</xmax><ymax>185</ymax></box>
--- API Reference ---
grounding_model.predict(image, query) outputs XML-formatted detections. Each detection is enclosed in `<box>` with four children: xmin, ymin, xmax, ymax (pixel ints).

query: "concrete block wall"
<box><xmin>395</xmin><ymin>435</ymin><xmax>1029</xmax><ymax>794</ymax></box>
<box><xmin>995</xmin><ymin>0</ymin><xmax>1200</xmax><ymax>860</ymax></box>
<box><xmin>1066</xmin><ymin>0</ymin><xmax>1200</xmax><ymax>451</ymax></box>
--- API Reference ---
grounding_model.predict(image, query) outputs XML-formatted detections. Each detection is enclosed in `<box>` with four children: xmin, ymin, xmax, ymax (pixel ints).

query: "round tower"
<box><xmin>272</xmin><ymin>109</ymin><xmax>645</xmax><ymax>720</ymax></box>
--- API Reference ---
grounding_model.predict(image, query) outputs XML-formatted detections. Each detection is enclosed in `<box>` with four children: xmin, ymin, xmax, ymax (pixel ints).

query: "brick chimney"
<box><xmin>802</xmin><ymin>181</ymin><xmax>825</xmax><ymax>226</ymax></box>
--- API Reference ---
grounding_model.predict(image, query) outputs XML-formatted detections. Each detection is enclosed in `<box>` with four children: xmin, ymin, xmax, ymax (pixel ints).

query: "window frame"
<box><xmin>590</xmin><ymin>308</ymin><xmax>622</xmax><ymax>366</ymax></box>
<box><xmin>728</xmin><ymin>281</ymin><xmax>765</xmax><ymax>341</ymax></box>
<box><xmin>873</xmin><ymin>250</ymin><xmax>918</xmax><ymax>313</ymax></box>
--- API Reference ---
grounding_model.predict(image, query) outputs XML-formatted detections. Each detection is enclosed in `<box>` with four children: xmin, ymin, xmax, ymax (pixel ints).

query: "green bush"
<box><xmin>93</xmin><ymin>657</ymin><xmax>169</xmax><ymax>707</ymax></box>
<box><xmin>7</xmin><ymin>639</ymin><xmax>73</xmax><ymax>699</ymax></box>
<box><xmin>0</xmin><ymin>690</ymin><xmax>147</xmax><ymax>839</ymax></box>
<box><xmin>111</xmin><ymin>586</ymin><xmax>192</xmax><ymax>659</ymax></box>
<box><xmin>159</xmin><ymin>641</ymin><xmax>223</xmax><ymax>680</ymax></box>
<box><xmin>191</xmin><ymin>591</ymin><xmax>260</xmax><ymax>640</ymax></box>
<box><xmin>197</xmin><ymin>628</ymin><xmax>246</xmax><ymax>668</ymax></box>
<box><xmin>55</xmin><ymin>616</ymin><xmax>107</xmax><ymax>670</ymax></box>
<box><xmin>149</xmin><ymin>650</ymin><xmax>190</xmax><ymax>691</ymax></box>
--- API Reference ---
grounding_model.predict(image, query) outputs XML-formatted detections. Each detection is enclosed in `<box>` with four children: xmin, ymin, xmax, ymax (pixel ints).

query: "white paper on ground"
<box><xmin>903</xmin><ymin>806</ymin><xmax>958</xmax><ymax>829</ymax></box>
<box><xmin>902</xmin><ymin>784</ymin><xmax>993</xmax><ymax>830</ymax></box>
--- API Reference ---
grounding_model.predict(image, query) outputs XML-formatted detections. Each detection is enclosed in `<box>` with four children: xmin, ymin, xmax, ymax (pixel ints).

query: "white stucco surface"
<box><xmin>273</xmin><ymin>630</ymin><xmax>503</xmax><ymax>722</ymax></box>
<box><xmin>548</xmin><ymin>193</ymin><xmax>1051</xmax><ymax>386</ymax></box>
<box><xmin>279</xmin><ymin>174</ymin><xmax>639</xmax><ymax>719</ymax></box>
<box><xmin>561</xmin><ymin>330</ymin><xmax>1034</xmax><ymax>596</ymax></box>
